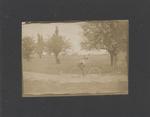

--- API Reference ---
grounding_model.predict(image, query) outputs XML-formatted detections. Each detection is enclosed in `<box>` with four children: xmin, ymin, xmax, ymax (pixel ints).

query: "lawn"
<box><xmin>22</xmin><ymin>54</ymin><xmax>128</xmax><ymax>97</ymax></box>
<box><xmin>23</xmin><ymin>54</ymin><xmax>111</xmax><ymax>74</ymax></box>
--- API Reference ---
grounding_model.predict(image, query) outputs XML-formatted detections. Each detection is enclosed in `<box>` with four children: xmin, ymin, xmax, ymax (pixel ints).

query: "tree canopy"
<box><xmin>22</xmin><ymin>36</ymin><xmax>35</xmax><ymax>61</ymax></box>
<box><xmin>81</xmin><ymin>20</ymin><xmax>128</xmax><ymax>66</ymax></box>
<box><xmin>35</xmin><ymin>34</ymin><xmax>45</xmax><ymax>58</ymax></box>
<box><xmin>47</xmin><ymin>26</ymin><xmax>70</xmax><ymax>64</ymax></box>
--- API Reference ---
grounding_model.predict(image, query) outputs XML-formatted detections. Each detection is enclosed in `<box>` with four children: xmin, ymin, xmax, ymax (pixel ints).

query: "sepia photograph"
<box><xmin>22</xmin><ymin>20</ymin><xmax>128</xmax><ymax>97</ymax></box>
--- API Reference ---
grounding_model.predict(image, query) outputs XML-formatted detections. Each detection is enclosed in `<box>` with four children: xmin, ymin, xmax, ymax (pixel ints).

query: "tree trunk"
<box><xmin>55</xmin><ymin>54</ymin><xmax>60</xmax><ymax>64</ymax></box>
<box><xmin>39</xmin><ymin>54</ymin><xmax>42</xmax><ymax>58</ymax></box>
<box><xmin>110</xmin><ymin>53</ymin><xmax>114</xmax><ymax>67</ymax></box>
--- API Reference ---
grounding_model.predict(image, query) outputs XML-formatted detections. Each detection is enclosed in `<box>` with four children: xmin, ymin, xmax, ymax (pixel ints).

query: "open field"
<box><xmin>23</xmin><ymin>72</ymin><xmax>128</xmax><ymax>97</ymax></box>
<box><xmin>22</xmin><ymin>54</ymin><xmax>128</xmax><ymax>96</ymax></box>
<box><xmin>23</xmin><ymin>54</ymin><xmax>113</xmax><ymax>74</ymax></box>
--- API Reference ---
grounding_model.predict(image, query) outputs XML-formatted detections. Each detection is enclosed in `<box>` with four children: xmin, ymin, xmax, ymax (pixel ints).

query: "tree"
<box><xmin>81</xmin><ymin>20</ymin><xmax>128</xmax><ymax>67</ymax></box>
<box><xmin>22</xmin><ymin>36</ymin><xmax>35</xmax><ymax>61</ymax></box>
<box><xmin>35</xmin><ymin>34</ymin><xmax>45</xmax><ymax>58</ymax></box>
<box><xmin>47</xmin><ymin>26</ymin><xmax>70</xmax><ymax>64</ymax></box>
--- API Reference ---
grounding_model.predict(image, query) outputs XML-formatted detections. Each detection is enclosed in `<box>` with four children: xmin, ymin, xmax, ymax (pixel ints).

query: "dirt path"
<box><xmin>23</xmin><ymin>72</ymin><xmax>128</xmax><ymax>97</ymax></box>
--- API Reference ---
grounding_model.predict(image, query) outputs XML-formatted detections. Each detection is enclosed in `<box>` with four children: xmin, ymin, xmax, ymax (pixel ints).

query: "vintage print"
<box><xmin>22</xmin><ymin>20</ymin><xmax>128</xmax><ymax>97</ymax></box>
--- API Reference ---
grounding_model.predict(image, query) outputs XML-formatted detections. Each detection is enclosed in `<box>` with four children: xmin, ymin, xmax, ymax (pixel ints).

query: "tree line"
<box><xmin>22</xmin><ymin>26</ymin><xmax>70</xmax><ymax>64</ymax></box>
<box><xmin>23</xmin><ymin>20</ymin><xmax>128</xmax><ymax>68</ymax></box>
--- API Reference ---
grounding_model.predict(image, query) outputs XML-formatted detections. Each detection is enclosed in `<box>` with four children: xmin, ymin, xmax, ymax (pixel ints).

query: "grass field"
<box><xmin>22</xmin><ymin>54</ymin><xmax>128</xmax><ymax>97</ymax></box>
<box><xmin>23</xmin><ymin>54</ymin><xmax>113</xmax><ymax>74</ymax></box>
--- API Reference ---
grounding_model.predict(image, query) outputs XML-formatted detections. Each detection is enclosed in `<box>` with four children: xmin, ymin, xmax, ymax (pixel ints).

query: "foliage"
<box><xmin>22</xmin><ymin>36</ymin><xmax>35</xmax><ymax>61</ymax></box>
<box><xmin>35</xmin><ymin>34</ymin><xmax>45</xmax><ymax>58</ymax></box>
<box><xmin>47</xmin><ymin>26</ymin><xmax>70</xmax><ymax>64</ymax></box>
<box><xmin>81</xmin><ymin>20</ymin><xmax>128</xmax><ymax>66</ymax></box>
